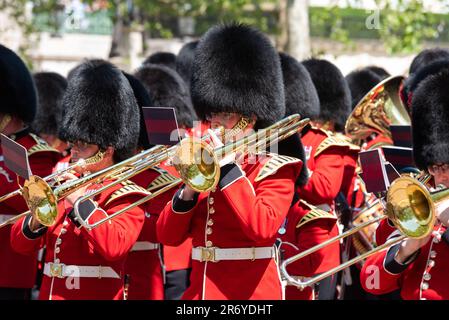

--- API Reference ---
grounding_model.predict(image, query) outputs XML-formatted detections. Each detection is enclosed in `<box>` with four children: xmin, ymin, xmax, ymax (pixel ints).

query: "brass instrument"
<box><xmin>12</xmin><ymin>114</ymin><xmax>308</xmax><ymax>230</ymax></box>
<box><xmin>345</xmin><ymin>75</ymin><xmax>410</xmax><ymax>147</ymax></box>
<box><xmin>280</xmin><ymin>175</ymin><xmax>446</xmax><ymax>290</ymax></box>
<box><xmin>73</xmin><ymin>114</ymin><xmax>309</xmax><ymax>229</ymax></box>
<box><xmin>0</xmin><ymin>160</ymin><xmax>85</xmax><ymax>229</ymax></box>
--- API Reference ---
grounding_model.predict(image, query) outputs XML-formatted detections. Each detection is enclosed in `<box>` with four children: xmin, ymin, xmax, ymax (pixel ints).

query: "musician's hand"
<box><xmin>207</xmin><ymin>129</ymin><xmax>243</xmax><ymax>167</ymax></box>
<box><xmin>29</xmin><ymin>215</ymin><xmax>45</xmax><ymax>232</ymax></box>
<box><xmin>60</xmin><ymin>173</ymin><xmax>88</xmax><ymax>206</ymax></box>
<box><xmin>179</xmin><ymin>185</ymin><xmax>197</xmax><ymax>201</ymax></box>
<box><xmin>395</xmin><ymin>234</ymin><xmax>431</xmax><ymax>264</ymax></box>
<box><xmin>436</xmin><ymin>198</ymin><xmax>449</xmax><ymax>227</ymax></box>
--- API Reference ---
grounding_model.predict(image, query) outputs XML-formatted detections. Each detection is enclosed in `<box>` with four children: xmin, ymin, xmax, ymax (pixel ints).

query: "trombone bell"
<box><xmin>386</xmin><ymin>176</ymin><xmax>438</xmax><ymax>239</ymax></box>
<box><xmin>22</xmin><ymin>176</ymin><xmax>58</xmax><ymax>227</ymax></box>
<box><xmin>173</xmin><ymin>138</ymin><xmax>220</xmax><ymax>193</ymax></box>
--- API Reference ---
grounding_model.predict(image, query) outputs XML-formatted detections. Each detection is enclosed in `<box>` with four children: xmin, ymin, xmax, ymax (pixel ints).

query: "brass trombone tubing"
<box><xmin>73</xmin><ymin>114</ymin><xmax>309</xmax><ymax>230</ymax></box>
<box><xmin>280</xmin><ymin>215</ymin><xmax>392</xmax><ymax>290</ymax></box>
<box><xmin>76</xmin><ymin>178</ymin><xmax>182</xmax><ymax>230</ymax></box>
<box><xmin>0</xmin><ymin>160</ymin><xmax>84</xmax><ymax>204</ymax></box>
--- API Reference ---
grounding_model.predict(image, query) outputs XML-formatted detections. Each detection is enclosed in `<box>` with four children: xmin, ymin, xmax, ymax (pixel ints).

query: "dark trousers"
<box><xmin>0</xmin><ymin>288</ymin><xmax>31</xmax><ymax>300</ymax></box>
<box><xmin>164</xmin><ymin>268</ymin><xmax>191</xmax><ymax>300</ymax></box>
<box><xmin>317</xmin><ymin>274</ymin><xmax>338</xmax><ymax>300</ymax></box>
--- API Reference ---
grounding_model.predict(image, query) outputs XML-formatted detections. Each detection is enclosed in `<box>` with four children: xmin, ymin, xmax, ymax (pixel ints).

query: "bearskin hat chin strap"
<box><xmin>0</xmin><ymin>114</ymin><xmax>12</xmax><ymax>132</ymax></box>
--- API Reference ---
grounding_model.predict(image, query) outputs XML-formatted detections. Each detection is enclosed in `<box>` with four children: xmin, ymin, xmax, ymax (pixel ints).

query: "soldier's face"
<box><xmin>69</xmin><ymin>140</ymin><xmax>99</xmax><ymax>163</ymax></box>
<box><xmin>208</xmin><ymin>113</ymin><xmax>242</xmax><ymax>130</ymax></box>
<box><xmin>428</xmin><ymin>164</ymin><xmax>449</xmax><ymax>188</ymax></box>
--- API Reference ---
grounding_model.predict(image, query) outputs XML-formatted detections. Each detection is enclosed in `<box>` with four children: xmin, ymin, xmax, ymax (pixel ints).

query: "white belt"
<box><xmin>192</xmin><ymin>246</ymin><xmax>275</xmax><ymax>262</ymax></box>
<box><xmin>43</xmin><ymin>262</ymin><xmax>120</xmax><ymax>279</ymax></box>
<box><xmin>131</xmin><ymin>241</ymin><xmax>159</xmax><ymax>252</ymax></box>
<box><xmin>0</xmin><ymin>214</ymin><xmax>15</xmax><ymax>224</ymax></box>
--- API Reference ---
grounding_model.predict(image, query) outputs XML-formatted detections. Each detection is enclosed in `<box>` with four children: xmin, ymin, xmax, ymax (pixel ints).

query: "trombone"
<box><xmin>280</xmin><ymin>175</ymin><xmax>446</xmax><ymax>290</ymax></box>
<box><xmin>5</xmin><ymin>114</ymin><xmax>308</xmax><ymax>230</ymax></box>
<box><xmin>72</xmin><ymin>114</ymin><xmax>310</xmax><ymax>230</ymax></box>
<box><xmin>0</xmin><ymin>160</ymin><xmax>86</xmax><ymax>229</ymax></box>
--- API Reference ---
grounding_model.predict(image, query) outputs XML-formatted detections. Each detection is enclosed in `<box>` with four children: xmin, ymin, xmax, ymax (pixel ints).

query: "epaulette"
<box><xmin>255</xmin><ymin>153</ymin><xmax>301</xmax><ymax>182</ymax></box>
<box><xmin>27</xmin><ymin>133</ymin><xmax>59</xmax><ymax>156</ymax></box>
<box><xmin>105</xmin><ymin>180</ymin><xmax>151</xmax><ymax>206</ymax></box>
<box><xmin>147</xmin><ymin>167</ymin><xmax>180</xmax><ymax>192</ymax></box>
<box><xmin>315</xmin><ymin>134</ymin><xmax>355</xmax><ymax>157</ymax></box>
<box><xmin>334</xmin><ymin>133</ymin><xmax>361</xmax><ymax>152</ymax></box>
<box><xmin>296</xmin><ymin>200</ymin><xmax>337</xmax><ymax>229</ymax></box>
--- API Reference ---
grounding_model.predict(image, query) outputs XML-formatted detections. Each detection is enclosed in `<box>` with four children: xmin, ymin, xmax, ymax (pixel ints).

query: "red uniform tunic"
<box><xmin>126</xmin><ymin>168</ymin><xmax>179</xmax><ymax>300</ymax></box>
<box><xmin>298</xmin><ymin>127</ymin><xmax>348</xmax><ymax>210</ymax></box>
<box><xmin>161</xmin><ymin>124</ymin><xmax>210</xmax><ymax>276</ymax></box>
<box><xmin>157</xmin><ymin>153</ymin><xmax>302</xmax><ymax>300</ymax></box>
<box><xmin>281</xmin><ymin>200</ymin><xmax>340</xmax><ymax>300</ymax></box>
<box><xmin>10</xmin><ymin>178</ymin><xmax>147</xmax><ymax>300</ymax></box>
<box><xmin>362</xmin><ymin>133</ymin><xmax>393</xmax><ymax>151</ymax></box>
<box><xmin>0</xmin><ymin>131</ymin><xmax>61</xmax><ymax>289</ymax></box>
<box><xmin>361</xmin><ymin>226</ymin><xmax>449</xmax><ymax>300</ymax></box>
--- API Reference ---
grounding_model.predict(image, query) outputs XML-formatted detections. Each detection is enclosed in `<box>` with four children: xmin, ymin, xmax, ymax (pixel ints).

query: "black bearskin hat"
<box><xmin>345</xmin><ymin>68</ymin><xmax>383</xmax><ymax>109</ymax></box>
<box><xmin>31</xmin><ymin>72</ymin><xmax>67</xmax><ymax>135</ymax></box>
<box><xmin>402</xmin><ymin>59</ymin><xmax>449</xmax><ymax>111</ymax></box>
<box><xmin>0</xmin><ymin>44</ymin><xmax>36</xmax><ymax>123</ymax></box>
<box><xmin>143</xmin><ymin>52</ymin><xmax>177</xmax><ymax>70</ymax></box>
<box><xmin>411</xmin><ymin>66</ymin><xmax>449</xmax><ymax>169</ymax></box>
<box><xmin>134</xmin><ymin>63</ymin><xmax>196</xmax><ymax>129</ymax></box>
<box><xmin>302</xmin><ymin>58</ymin><xmax>351</xmax><ymax>132</ymax></box>
<box><xmin>176</xmin><ymin>41</ymin><xmax>198</xmax><ymax>86</ymax></box>
<box><xmin>191</xmin><ymin>23</ymin><xmax>285</xmax><ymax>129</ymax></box>
<box><xmin>123</xmin><ymin>72</ymin><xmax>154</xmax><ymax>150</ymax></box>
<box><xmin>279</xmin><ymin>52</ymin><xmax>320</xmax><ymax>120</ymax></box>
<box><xmin>59</xmin><ymin>59</ymin><xmax>140</xmax><ymax>163</ymax></box>
<box><xmin>409</xmin><ymin>48</ymin><xmax>449</xmax><ymax>75</ymax></box>
<box><xmin>364</xmin><ymin>65</ymin><xmax>390</xmax><ymax>79</ymax></box>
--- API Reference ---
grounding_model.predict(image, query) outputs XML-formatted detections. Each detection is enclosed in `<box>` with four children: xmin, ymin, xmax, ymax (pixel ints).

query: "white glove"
<box><xmin>207</xmin><ymin>129</ymin><xmax>237</xmax><ymax>167</ymax></box>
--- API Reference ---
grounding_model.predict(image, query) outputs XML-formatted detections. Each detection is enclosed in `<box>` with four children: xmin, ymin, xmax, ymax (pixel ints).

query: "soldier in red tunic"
<box><xmin>133</xmin><ymin>64</ymin><xmax>198</xmax><ymax>299</ymax></box>
<box><xmin>31</xmin><ymin>72</ymin><xmax>69</xmax><ymax>157</ymax></box>
<box><xmin>157</xmin><ymin>24</ymin><xmax>303</xmax><ymax>300</ymax></box>
<box><xmin>278</xmin><ymin>53</ymin><xmax>340</xmax><ymax>300</ymax></box>
<box><xmin>0</xmin><ymin>44</ymin><xmax>61</xmax><ymax>300</ymax></box>
<box><xmin>361</xmin><ymin>63</ymin><xmax>449</xmax><ymax>300</ymax></box>
<box><xmin>10</xmin><ymin>60</ymin><xmax>147</xmax><ymax>300</ymax></box>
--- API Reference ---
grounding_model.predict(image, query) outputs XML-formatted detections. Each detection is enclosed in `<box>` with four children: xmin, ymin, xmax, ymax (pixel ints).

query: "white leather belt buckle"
<box><xmin>131</xmin><ymin>241</ymin><xmax>159</xmax><ymax>252</ymax></box>
<box><xmin>43</xmin><ymin>263</ymin><xmax>120</xmax><ymax>279</ymax></box>
<box><xmin>191</xmin><ymin>246</ymin><xmax>275</xmax><ymax>262</ymax></box>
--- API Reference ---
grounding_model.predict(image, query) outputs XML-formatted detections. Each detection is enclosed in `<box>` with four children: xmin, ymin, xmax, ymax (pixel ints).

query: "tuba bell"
<box><xmin>345</xmin><ymin>75</ymin><xmax>410</xmax><ymax>148</ymax></box>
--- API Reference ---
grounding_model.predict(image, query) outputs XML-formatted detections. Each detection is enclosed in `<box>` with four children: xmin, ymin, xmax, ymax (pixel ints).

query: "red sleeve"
<box><xmin>375</xmin><ymin>219</ymin><xmax>398</xmax><ymax>246</ymax></box>
<box><xmin>360</xmin><ymin>249</ymin><xmax>404</xmax><ymax>295</ymax></box>
<box><xmin>287</xmin><ymin>218</ymin><xmax>337</xmax><ymax>276</ymax></box>
<box><xmin>298</xmin><ymin>147</ymin><xmax>345</xmax><ymax>204</ymax></box>
<box><xmin>10</xmin><ymin>215</ymin><xmax>45</xmax><ymax>255</ymax></box>
<box><xmin>78</xmin><ymin>195</ymin><xmax>145</xmax><ymax>261</ymax></box>
<box><xmin>156</xmin><ymin>190</ymin><xmax>197</xmax><ymax>246</ymax></box>
<box><xmin>220</xmin><ymin>163</ymin><xmax>299</xmax><ymax>241</ymax></box>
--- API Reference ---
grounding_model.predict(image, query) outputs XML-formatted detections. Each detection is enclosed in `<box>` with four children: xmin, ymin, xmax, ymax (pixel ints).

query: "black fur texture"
<box><xmin>191</xmin><ymin>23</ymin><xmax>285</xmax><ymax>129</ymax></box>
<box><xmin>59</xmin><ymin>59</ymin><xmax>140</xmax><ymax>163</ymax></box>
<box><xmin>279</xmin><ymin>52</ymin><xmax>320</xmax><ymax>120</ymax></box>
<box><xmin>302</xmin><ymin>58</ymin><xmax>351</xmax><ymax>132</ymax></box>
<box><xmin>31</xmin><ymin>72</ymin><xmax>67</xmax><ymax>135</ymax></box>
<box><xmin>0</xmin><ymin>44</ymin><xmax>37</xmax><ymax>123</ymax></box>
<box><xmin>176</xmin><ymin>41</ymin><xmax>199</xmax><ymax>87</ymax></box>
<box><xmin>411</xmin><ymin>67</ymin><xmax>449</xmax><ymax>169</ymax></box>
<box><xmin>123</xmin><ymin>72</ymin><xmax>154</xmax><ymax>150</ymax></box>
<box><xmin>345</xmin><ymin>68</ymin><xmax>383</xmax><ymax>109</ymax></box>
